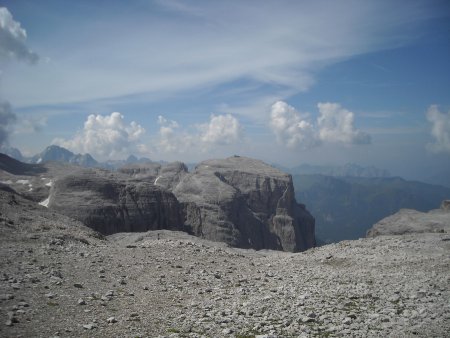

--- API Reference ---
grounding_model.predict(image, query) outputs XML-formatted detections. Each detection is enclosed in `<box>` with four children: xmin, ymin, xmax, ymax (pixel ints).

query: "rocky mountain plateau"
<box><xmin>1</xmin><ymin>154</ymin><xmax>315</xmax><ymax>252</ymax></box>
<box><xmin>0</xmin><ymin>153</ymin><xmax>449</xmax><ymax>337</ymax></box>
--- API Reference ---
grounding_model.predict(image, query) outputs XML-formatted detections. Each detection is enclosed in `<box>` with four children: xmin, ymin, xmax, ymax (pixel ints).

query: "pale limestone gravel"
<box><xmin>1</xmin><ymin>223</ymin><xmax>449</xmax><ymax>338</ymax></box>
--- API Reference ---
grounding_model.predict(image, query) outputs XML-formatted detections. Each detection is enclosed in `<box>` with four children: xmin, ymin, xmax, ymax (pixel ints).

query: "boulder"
<box><xmin>173</xmin><ymin>156</ymin><xmax>315</xmax><ymax>252</ymax></box>
<box><xmin>48</xmin><ymin>169</ymin><xmax>184</xmax><ymax>235</ymax></box>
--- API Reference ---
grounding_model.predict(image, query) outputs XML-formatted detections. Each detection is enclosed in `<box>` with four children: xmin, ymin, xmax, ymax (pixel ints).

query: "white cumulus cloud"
<box><xmin>317</xmin><ymin>102</ymin><xmax>371</xmax><ymax>145</ymax></box>
<box><xmin>270</xmin><ymin>101</ymin><xmax>318</xmax><ymax>149</ymax></box>
<box><xmin>157</xmin><ymin>115</ymin><xmax>192</xmax><ymax>153</ymax></box>
<box><xmin>199</xmin><ymin>114</ymin><xmax>243</xmax><ymax>145</ymax></box>
<box><xmin>427</xmin><ymin>105</ymin><xmax>450</xmax><ymax>153</ymax></box>
<box><xmin>0</xmin><ymin>7</ymin><xmax>38</xmax><ymax>63</ymax></box>
<box><xmin>157</xmin><ymin>113</ymin><xmax>243</xmax><ymax>153</ymax></box>
<box><xmin>54</xmin><ymin>112</ymin><xmax>145</xmax><ymax>159</ymax></box>
<box><xmin>269</xmin><ymin>101</ymin><xmax>370</xmax><ymax>149</ymax></box>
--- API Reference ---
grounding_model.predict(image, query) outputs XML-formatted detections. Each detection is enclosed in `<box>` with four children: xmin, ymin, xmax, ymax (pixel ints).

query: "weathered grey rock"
<box><xmin>441</xmin><ymin>200</ymin><xmax>450</xmax><ymax>211</ymax></box>
<box><xmin>120</xmin><ymin>161</ymin><xmax>188</xmax><ymax>191</ymax></box>
<box><xmin>155</xmin><ymin>162</ymin><xmax>189</xmax><ymax>191</ymax></box>
<box><xmin>367</xmin><ymin>201</ymin><xmax>450</xmax><ymax>237</ymax></box>
<box><xmin>106</xmin><ymin>317</ymin><xmax>117</xmax><ymax>323</ymax></box>
<box><xmin>82</xmin><ymin>323</ymin><xmax>95</xmax><ymax>330</ymax></box>
<box><xmin>118</xmin><ymin>162</ymin><xmax>161</xmax><ymax>180</ymax></box>
<box><xmin>173</xmin><ymin>156</ymin><xmax>315</xmax><ymax>252</ymax></box>
<box><xmin>47</xmin><ymin>168</ymin><xmax>184</xmax><ymax>235</ymax></box>
<box><xmin>45</xmin><ymin>292</ymin><xmax>56</xmax><ymax>299</ymax></box>
<box><xmin>46</xmin><ymin>157</ymin><xmax>314</xmax><ymax>251</ymax></box>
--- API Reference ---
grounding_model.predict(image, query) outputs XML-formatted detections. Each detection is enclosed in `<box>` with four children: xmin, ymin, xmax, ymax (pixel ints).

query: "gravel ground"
<box><xmin>1</xmin><ymin>208</ymin><xmax>449</xmax><ymax>338</ymax></box>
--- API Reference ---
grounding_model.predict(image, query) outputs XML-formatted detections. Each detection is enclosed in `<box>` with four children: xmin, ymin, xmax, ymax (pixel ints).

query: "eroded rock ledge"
<box><xmin>367</xmin><ymin>200</ymin><xmax>450</xmax><ymax>237</ymax></box>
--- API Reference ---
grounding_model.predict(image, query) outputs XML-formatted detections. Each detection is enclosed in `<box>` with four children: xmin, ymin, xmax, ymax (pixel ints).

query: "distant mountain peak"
<box><xmin>31</xmin><ymin>145</ymin><xmax>98</xmax><ymax>168</ymax></box>
<box><xmin>126</xmin><ymin>154</ymin><xmax>138</xmax><ymax>163</ymax></box>
<box><xmin>0</xmin><ymin>144</ymin><xmax>23</xmax><ymax>161</ymax></box>
<box><xmin>28</xmin><ymin>145</ymin><xmax>155</xmax><ymax>169</ymax></box>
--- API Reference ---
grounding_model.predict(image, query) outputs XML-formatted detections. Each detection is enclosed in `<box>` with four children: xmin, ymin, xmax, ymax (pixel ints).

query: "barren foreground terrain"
<box><xmin>1</xmin><ymin>187</ymin><xmax>449</xmax><ymax>337</ymax></box>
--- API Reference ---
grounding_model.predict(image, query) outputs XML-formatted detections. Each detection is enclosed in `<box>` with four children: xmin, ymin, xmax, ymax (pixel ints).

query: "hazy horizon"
<box><xmin>1</xmin><ymin>0</ymin><xmax>449</xmax><ymax>180</ymax></box>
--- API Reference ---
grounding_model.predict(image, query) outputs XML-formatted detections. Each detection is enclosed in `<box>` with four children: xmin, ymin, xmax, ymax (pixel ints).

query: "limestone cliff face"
<box><xmin>47</xmin><ymin>157</ymin><xmax>315</xmax><ymax>252</ymax></box>
<box><xmin>48</xmin><ymin>169</ymin><xmax>183</xmax><ymax>235</ymax></box>
<box><xmin>173</xmin><ymin>157</ymin><xmax>315</xmax><ymax>252</ymax></box>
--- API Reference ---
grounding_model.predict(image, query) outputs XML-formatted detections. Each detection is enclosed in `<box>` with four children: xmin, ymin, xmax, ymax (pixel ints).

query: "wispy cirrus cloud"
<box><xmin>1</xmin><ymin>1</ymin><xmax>441</xmax><ymax>111</ymax></box>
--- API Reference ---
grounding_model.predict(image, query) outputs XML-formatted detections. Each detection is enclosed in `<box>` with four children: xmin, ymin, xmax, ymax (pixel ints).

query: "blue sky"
<box><xmin>0</xmin><ymin>0</ymin><xmax>449</xmax><ymax>179</ymax></box>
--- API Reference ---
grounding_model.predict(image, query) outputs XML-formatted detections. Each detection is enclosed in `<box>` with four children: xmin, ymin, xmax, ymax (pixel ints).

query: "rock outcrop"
<box><xmin>38</xmin><ymin>156</ymin><xmax>314</xmax><ymax>251</ymax></box>
<box><xmin>367</xmin><ymin>200</ymin><xmax>450</xmax><ymax>237</ymax></box>
<box><xmin>173</xmin><ymin>156</ymin><xmax>315</xmax><ymax>252</ymax></box>
<box><xmin>120</xmin><ymin>161</ymin><xmax>188</xmax><ymax>191</ymax></box>
<box><xmin>119</xmin><ymin>162</ymin><xmax>162</xmax><ymax>179</ymax></box>
<box><xmin>48</xmin><ymin>168</ymin><xmax>184</xmax><ymax>235</ymax></box>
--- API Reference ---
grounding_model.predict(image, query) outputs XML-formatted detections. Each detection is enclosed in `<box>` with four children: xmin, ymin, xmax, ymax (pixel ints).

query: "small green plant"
<box><xmin>167</xmin><ymin>328</ymin><xmax>180</xmax><ymax>333</ymax></box>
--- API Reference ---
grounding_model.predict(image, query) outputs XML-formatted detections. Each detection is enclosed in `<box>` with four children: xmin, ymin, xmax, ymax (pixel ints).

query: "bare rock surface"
<box><xmin>2</xmin><ymin>154</ymin><xmax>313</xmax><ymax>251</ymax></box>
<box><xmin>0</xmin><ymin>153</ymin><xmax>84</xmax><ymax>202</ymax></box>
<box><xmin>174</xmin><ymin>156</ymin><xmax>315</xmax><ymax>252</ymax></box>
<box><xmin>120</xmin><ymin>161</ymin><xmax>188</xmax><ymax>191</ymax></box>
<box><xmin>1</xmin><ymin>187</ymin><xmax>449</xmax><ymax>337</ymax></box>
<box><xmin>156</xmin><ymin>162</ymin><xmax>189</xmax><ymax>191</ymax></box>
<box><xmin>48</xmin><ymin>168</ymin><xmax>184</xmax><ymax>235</ymax></box>
<box><xmin>367</xmin><ymin>200</ymin><xmax>450</xmax><ymax>237</ymax></box>
<box><xmin>119</xmin><ymin>162</ymin><xmax>162</xmax><ymax>180</ymax></box>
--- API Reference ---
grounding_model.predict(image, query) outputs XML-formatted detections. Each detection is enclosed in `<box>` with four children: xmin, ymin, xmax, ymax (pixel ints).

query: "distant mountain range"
<box><xmin>293</xmin><ymin>174</ymin><xmax>450</xmax><ymax>243</ymax></box>
<box><xmin>287</xmin><ymin>163</ymin><xmax>391</xmax><ymax>178</ymax></box>
<box><xmin>1</xmin><ymin>144</ymin><xmax>450</xmax><ymax>244</ymax></box>
<box><xmin>0</xmin><ymin>144</ymin><xmax>152</xmax><ymax>170</ymax></box>
<box><xmin>30</xmin><ymin>145</ymin><xmax>99</xmax><ymax>167</ymax></box>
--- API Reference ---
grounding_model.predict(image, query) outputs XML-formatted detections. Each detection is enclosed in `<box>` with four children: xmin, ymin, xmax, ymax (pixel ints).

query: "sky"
<box><xmin>0</xmin><ymin>0</ymin><xmax>449</xmax><ymax>180</ymax></box>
